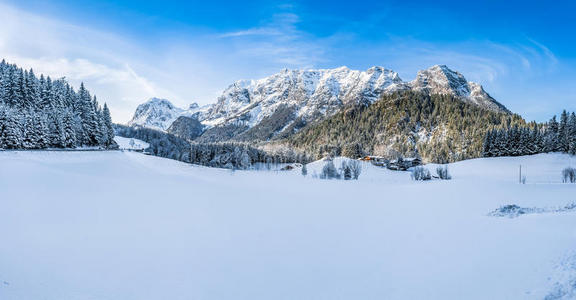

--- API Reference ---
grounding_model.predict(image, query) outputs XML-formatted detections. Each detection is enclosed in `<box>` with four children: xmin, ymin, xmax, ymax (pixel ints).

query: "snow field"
<box><xmin>0</xmin><ymin>151</ymin><xmax>575</xmax><ymax>299</ymax></box>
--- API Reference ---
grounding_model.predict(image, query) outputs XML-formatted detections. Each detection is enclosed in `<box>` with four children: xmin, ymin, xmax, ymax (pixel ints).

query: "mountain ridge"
<box><xmin>128</xmin><ymin>65</ymin><xmax>510</xmax><ymax>141</ymax></box>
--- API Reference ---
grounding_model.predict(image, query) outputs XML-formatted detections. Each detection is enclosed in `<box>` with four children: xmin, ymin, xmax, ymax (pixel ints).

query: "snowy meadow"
<box><xmin>1</xmin><ymin>151</ymin><xmax>576</xmax><ymax>299</ymax></box>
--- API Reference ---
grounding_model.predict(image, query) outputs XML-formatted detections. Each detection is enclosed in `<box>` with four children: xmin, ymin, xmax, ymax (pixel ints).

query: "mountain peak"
<box><xmin>128</xmin><ymin>97</ymin><xmax>183</xmax><ymax>131</ymax></box>
<box><xmin>146</xmin><ymin>97</ymin><xmax>174</xmax><ymax>106</ymax></box>
<box><xmin>410</xmin><ymin>65</ymin><xmax>509</xmax><ymax>113</ymax></box>
<box><xmin>428</xmin><ymin>64</ymin><xmax>454</xmax><ymax>71</ymax></box>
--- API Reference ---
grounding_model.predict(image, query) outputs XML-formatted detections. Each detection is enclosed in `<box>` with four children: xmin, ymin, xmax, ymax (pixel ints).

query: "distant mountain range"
<box><xmin>129</xmin><ymin>65</ymin><xmax>508</xmax><ymax>131</ymax></box>
<box><xmin>127</xmin><ymin>65</ymin><xmax>517</xmax><ymax>162</ymax></box>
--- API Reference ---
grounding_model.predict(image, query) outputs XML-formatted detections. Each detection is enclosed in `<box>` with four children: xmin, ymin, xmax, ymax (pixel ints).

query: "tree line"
<box><xmin>115</xmin><ymin>123</ymin><xmax>308</xmax><ymax>169</ymax></box>
<box><xmin>0</xmin><ymin>60</ymin><xmax>115</xmax><ymax>149</ymax></box>
<box><xmin>483</xmin><ymin>110</ymin><xmax>576</xmax><ymax>157</ymax></box>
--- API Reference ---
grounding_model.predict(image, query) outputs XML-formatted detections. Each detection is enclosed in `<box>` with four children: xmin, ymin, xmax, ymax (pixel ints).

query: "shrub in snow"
<box><xmin>320</xmin><ymin>160</ymin><xmax>339</xmax><ymax>179</ymax></box>
<box><xmin>562</xmin><ymin>167</ymin><xmax>576</xmax><ymax>183</ymax></box>
<box><xmin>411</xmin><ymin>166</ymin><xmax>431</xmax><ymax>181</ymax></box>
<box><xmin>436</xmin><ymin>165</ymin><xmax>451</xmax><ymax>180</ymax></box>
<box><xmin>301</xmin><ymin>164</ymin><xmax>308</xmax><ymax>176</ymax></box>
<box><xmin>489</xmin><ymin>205</ymin><xmax>533</xmax><ymax>218</ymax></box>
<box><xmin>489</xmin><ymin>203</ymin><xmax>576</xmax><ymax>218</ymax></box>
<box><xmin>342</xmin><ymin>161</ymin><xmax>352</xmax><ymax>180</ymax></box>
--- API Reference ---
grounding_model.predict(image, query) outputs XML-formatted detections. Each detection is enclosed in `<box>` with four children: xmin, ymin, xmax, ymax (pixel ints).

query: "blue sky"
<box><xmin>1</xmin><ymin>0</ymin><xmax>575</xmax><ymax>122</ymax></box>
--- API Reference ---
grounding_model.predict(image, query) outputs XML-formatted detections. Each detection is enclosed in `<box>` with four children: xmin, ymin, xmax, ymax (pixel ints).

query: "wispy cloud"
<box><xmin>218</xmin><ymin>12</ymin><xmax>324</xmax><ymax>68</ymax></box>
<box><xmin>220</xmin><ymin>13</ymin><xmax>300</xmax><ymax>38</ymax></box>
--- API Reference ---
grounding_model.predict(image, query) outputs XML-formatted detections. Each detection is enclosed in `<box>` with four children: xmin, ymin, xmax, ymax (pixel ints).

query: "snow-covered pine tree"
<box><xmin>569</xmin><ymin>112</ymin><xmax>576</xmax><ymax>155</ymax></box>
<box><xmin>77</xmin><ymin>83</ymin><xmax>100</xmax><ymax>145</ymax></box>
<box><xmin>102</xmin><ymin>103</ymin><xmax>114</xmax><ymax>146</ymax></box>
<box><xmin>63</xmin><ymin>111</ymin><xmax>77</xmax><ymax>148</ymax></box>
<box><xmin>33</xmin><ymin>112</ymin><xmax>49</xmax><ymax>148</ymax></box>
<box><xmin>2</xmin><ymin>109</ymin><xmax>22</xmax><ymax>149</ymax></box>
<box><xmin>559</xmin><ymin>110</ymin><xmax>569</xmax><ymax>152</ymax></box>
<box><xmin>48</xmin><ymin>112</ymin><xmax>66</xmax><ymax>148</ymax></box>
<box><xmin>545</xmin><ymin>116</ymin><xmax>559</xmax><ymax>152</ymax></box>
<box><xmin>0</xmin><ymin>106</ymin><xmax>6</xmax><ymax>148</ymax></box>
<box><xmin>39</xmin><ymin>75</ymin><xmax>53</xmax><ymax>109</ymax></box>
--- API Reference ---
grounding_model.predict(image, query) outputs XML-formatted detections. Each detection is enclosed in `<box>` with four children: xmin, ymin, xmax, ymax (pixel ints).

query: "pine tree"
<box><xmin>48</xmin><ymin>112</ymin><xmax>66</xmax><ymax>148</ymax></box>
<box><xmin>39</xmin><ymin>75</ymin><xmax>53</xmax><ymax>109</ymax></box>
<box><xmin>5</xmin><ymin>68</ymin><xmax>23</xmax><ymax>107</ymax></box>
<box><xmin>3</xmin><ymin>110</ymin><xmax>22</xmax><ymax>149</ymax></box>
<box><xmin>545</xmin><ymin>116</ymin><xmax>559</xmax><ymax>152</ymax></box>
<box><xmin>33</xmin><ymin>113</ymin><xmax>49</xmax><ymax>148</ymax></box>
<box><xmin>569</xmin><ymin>112</ymin><xmax>576</xmax><ymax>155</ymax></box>
<box><xmin>0</xmin><ymin>106</ymin><xmax>7</xmax><ymax>148</ymax></box>
<box><xmin>63</xmin><ymin>111</ymin><xmax>77</xmax><ymax>148</ymax></box>
<box><xmin>482</xmin><ymin>129</ymin><xmax>493</xmax><ymax>157</ymax></box>
<box><xmin>77</xmin><ymin>83</ymin><xmax>99</xmax><ymax>145</ymax></box>
<box><xmin>102</xmin><ymin>103</ymin><xmax>114</xmax><ymax>146</ymax></box>
<box><xmin>559</xmin><ymin>110</ymin><xmax>569</xmax><ymax>152</ymax></box>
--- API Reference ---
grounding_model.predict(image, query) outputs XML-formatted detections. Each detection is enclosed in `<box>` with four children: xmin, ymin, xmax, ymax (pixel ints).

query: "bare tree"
<box><xmin>436</xmin><ymin>165</ymin><xmax>451</xmax><ymax>180</ymax></box>
<box><xmin>349</xmin><ymin>160</ymin><xmax>362</xmax><ymax>180</ymax></box>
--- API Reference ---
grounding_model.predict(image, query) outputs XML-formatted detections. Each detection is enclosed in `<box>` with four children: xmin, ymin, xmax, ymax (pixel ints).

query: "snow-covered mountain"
<box><xmin>128</xmin><ymin>65</ymin><xmax>508</xmax><ymax>139</ymax></box>
<box><xmin>203</xmin><ymin>66</ymin><xmax>407</xmax><ymax>128</ymax></box>
<box><xmin>128</xmin><ymin>98</ymin><xmax>208</xmax><ymax>131</ymax></box>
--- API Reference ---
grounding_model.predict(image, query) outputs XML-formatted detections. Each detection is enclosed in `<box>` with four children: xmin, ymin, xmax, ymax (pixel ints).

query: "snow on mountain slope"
<box><xmin>0</xmin><ymin>151</ymin><xmax>575</xmax><ymax>300</ymax></box>
<box><xmin>127</xmin><ymin>65</ymin><xmax>507</xmax><ymax>137</ymax></box>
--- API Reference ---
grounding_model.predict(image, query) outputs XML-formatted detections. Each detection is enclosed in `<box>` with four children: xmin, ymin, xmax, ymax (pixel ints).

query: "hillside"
<box><xmin>1</xmin><ymin>151</ymin><xmax>575</xmax><ymax>299</ymax></box>
<box><xmin>284</xmin><ymin>91</ymin><xmax>525</xmax><ymax>162</ymax></box>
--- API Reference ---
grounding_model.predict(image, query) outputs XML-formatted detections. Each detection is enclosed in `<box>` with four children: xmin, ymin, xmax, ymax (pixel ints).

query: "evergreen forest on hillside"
<box><xmin>285</xmin><ymin>91</ymin><xmax>525</xmax><ymax>163</ymax></box>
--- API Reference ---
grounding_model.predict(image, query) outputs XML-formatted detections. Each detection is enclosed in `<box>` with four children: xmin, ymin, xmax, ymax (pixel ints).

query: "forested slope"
<box><xmin>285</xmin><ymin>91</ymin><xmax>525</xmax><ymax>162</ymax></box>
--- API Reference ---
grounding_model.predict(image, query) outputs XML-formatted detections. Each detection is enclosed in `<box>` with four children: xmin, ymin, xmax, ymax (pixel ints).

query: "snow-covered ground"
<box><xmin>113</xmin><ymin>136</ymin><xmax>150</xmax><ymax>150</ymax></box>
<box><xmin>0</xmin><ymin>151</ymin><xmax>575</xmax><ymax>300</ymax></box>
